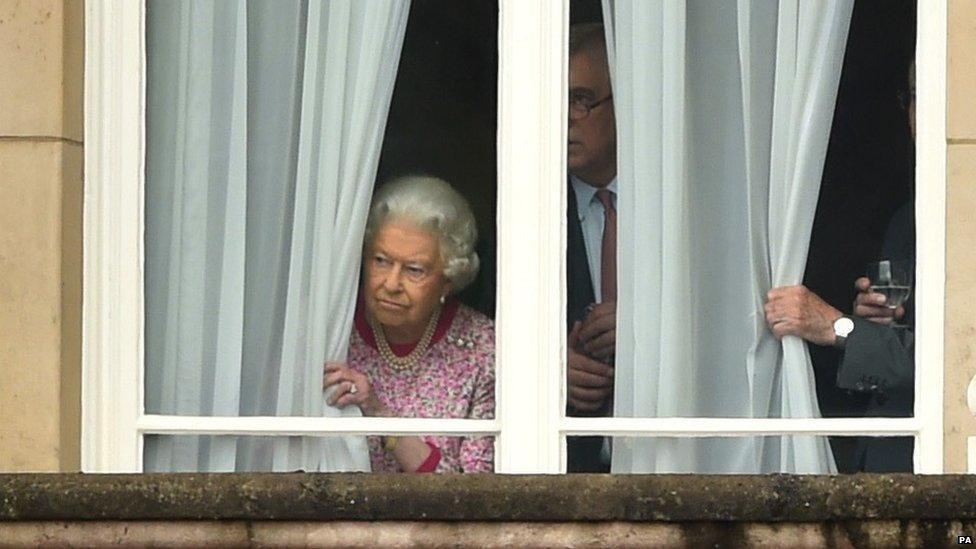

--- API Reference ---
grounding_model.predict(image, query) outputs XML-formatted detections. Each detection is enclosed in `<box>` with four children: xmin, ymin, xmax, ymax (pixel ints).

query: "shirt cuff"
<box><xmin>415</xmin><ymin>442</ymin><xmax>442</xmax><ymax>473</ymax></box>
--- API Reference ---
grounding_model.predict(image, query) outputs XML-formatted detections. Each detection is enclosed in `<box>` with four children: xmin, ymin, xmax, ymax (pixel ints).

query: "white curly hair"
<box><xmin>363</xmin><ymin>175</ymin><xmax>480</xmax><ymax>292</ymax></box>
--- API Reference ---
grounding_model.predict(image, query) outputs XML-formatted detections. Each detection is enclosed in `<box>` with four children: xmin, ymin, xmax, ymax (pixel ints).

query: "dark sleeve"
<box><xmin>837</xmin><ymin>201</ymin><xmax>916</xmax><ymax>397</ymax></box>
<box><xmin>836</xmin><ymin>317</ymin><xmax>914</xmax><ymax>393</ymax></box>
<box><xmin>880</xmin><ymin>202</ymin><xmax>915</xmax><ymax>261</ymax></box>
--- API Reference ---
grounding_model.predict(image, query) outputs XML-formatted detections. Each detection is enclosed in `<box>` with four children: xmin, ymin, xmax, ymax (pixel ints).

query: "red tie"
<box><xmin>595</xmin><ymin>189</ymin><xmax>616</xmax><ymax>302</ymax></box>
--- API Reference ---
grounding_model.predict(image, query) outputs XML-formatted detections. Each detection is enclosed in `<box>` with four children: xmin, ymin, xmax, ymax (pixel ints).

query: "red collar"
<box><xmin>354</xmin><ymin>295</ymin><xmax>460</xmax><ymax>357</ymax></box>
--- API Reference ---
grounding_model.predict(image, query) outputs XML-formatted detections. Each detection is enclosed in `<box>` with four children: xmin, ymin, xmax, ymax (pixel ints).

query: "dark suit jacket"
<box><xmin>837</xmin><ymin>203</ymin><xmax>915</xmax><ymax>472</ymax></box>
<box><xmin>567</xmin><ymin>183</ymin><xmax>596</xmax><ymax>330</ymax></box>
<box><xmin>565</xmin><ymin>182</ymin><xmax>611</xmax><ymax>473</ymax></box>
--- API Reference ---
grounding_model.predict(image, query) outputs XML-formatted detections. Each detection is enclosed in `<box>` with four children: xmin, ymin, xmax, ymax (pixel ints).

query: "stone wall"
<box><xmin>0</xmin><ymin>0</ymin><xmax>83</xmax><ymax>472</ymax></box>
<box><xmin>946</xmin><ymin>0</ymin><xmax>976</xmax><ymax>473</ymax></box>
<box><xmin>1</xmin><ymin>474</ymin><xmax>975</xmax><ymax>547</ymax></box>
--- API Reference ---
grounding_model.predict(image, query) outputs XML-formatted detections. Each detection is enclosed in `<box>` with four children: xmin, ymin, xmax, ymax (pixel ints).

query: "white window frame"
<box><xmin>82</xmin><ymin>0</ymin><xmax>947</xmax><ymax>474</ymax></box>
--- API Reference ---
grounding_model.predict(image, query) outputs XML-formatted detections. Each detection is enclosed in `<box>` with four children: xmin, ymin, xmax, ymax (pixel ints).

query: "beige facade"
<box><xmin>0</xmin><ymin>1</ymin><xmax>973</xmax><ymax>473</ymax></box>
<box><xmin>0</xmin><ymin>520</ymin><xmax>971</xmax><ymax>548</ymax></box>
<box><xmin>945</xmin><ymin>0</ymin><xmax>976</xmax><ymax>473</ymax></box>
<box><xmin>0</xmin><ymin>0</ymin><xmax>83</xmax><ymax>472</ymax></box>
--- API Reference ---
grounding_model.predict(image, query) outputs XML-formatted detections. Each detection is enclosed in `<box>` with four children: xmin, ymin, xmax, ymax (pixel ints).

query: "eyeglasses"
<box><xmin>569</xmin><ymin>93</ymin><xmax>613</xmax><ymax>120</ymax></box>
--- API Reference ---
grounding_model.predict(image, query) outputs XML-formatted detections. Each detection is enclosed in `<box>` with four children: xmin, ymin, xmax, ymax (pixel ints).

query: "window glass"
<box><xmin>565</xmin><ymin>0</ymin><xmax>917</xmax><ymax>474</ymax></box>
<box><xmin>145</xmin><ymin>435</ymin><xmax>494</xmax><ymax>473</ymax></box>
<box><xmin>566</xmin><ymin>436</ymin><xmax>914</xmax><ymax>474</ymax></box>
<box><xmin>143</xmin><ymin>0</ymin><xmax>498</xmax><ymax>473</ymax></box>
<box><xmin>805</xmin><ymin>2</ymin><xmax>916</xmax><ymax>425</ymax></box>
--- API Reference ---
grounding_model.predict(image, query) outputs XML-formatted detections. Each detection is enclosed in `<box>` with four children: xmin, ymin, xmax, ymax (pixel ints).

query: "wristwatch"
<box><xmin>832</xmin><ymin>316</ymin><xmax>855</xmax><ymax>349</ymax></box>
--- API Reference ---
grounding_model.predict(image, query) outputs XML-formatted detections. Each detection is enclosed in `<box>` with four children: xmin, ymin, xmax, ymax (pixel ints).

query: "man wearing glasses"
<box><xmin>566</xmin><ymin>23</ymin><xmax>618</xmax><ymax>473</ymax></box>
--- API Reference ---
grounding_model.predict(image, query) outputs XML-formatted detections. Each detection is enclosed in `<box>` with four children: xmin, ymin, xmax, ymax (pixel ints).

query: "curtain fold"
<box><xmin>144</xmin><ymin>0</ymin><xmax>410</xmax><ymax>472</ymax></box>
<box><xmin>605</xmin><ymin>0</ymin><xmax>852</xmax><ymax>473</ymax></box>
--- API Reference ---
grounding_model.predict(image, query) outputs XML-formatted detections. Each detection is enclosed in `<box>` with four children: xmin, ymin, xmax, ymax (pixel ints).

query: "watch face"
<box><xmin>834</xmin><ymin>317</ymin><xmax>854</xmax><ymax>337</ymax></box>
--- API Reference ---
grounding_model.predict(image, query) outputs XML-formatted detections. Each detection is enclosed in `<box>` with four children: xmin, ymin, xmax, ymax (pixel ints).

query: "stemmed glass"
<box><xmin>866</xmin><ymin>259</ymin><xmax>913</xmax><ymax>328</ymax></box>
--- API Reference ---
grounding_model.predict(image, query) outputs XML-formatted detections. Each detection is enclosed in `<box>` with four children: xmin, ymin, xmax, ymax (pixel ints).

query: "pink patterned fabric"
<box><xmin>347</xmin><ymin>302</ymin><xmax>495</xmax><ymax>473</ymax></box>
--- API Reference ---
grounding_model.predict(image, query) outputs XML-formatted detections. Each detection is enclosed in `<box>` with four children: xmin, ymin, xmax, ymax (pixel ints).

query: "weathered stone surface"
<box><xmin>0</xmin><ymin>474</ymin><xmax>975</xmax><ymax>523</ymax></box>
<box><xmin>0</xmin><ymin>520</ymin><xmax>975</xmax><ymax>548</ymax></box>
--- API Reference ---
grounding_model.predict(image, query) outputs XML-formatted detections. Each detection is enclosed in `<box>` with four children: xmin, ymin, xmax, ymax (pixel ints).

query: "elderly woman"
<box><xmin>324</xmin><ymin>175</ymin><xmax>494</xmax><ymax>473</ymax></box>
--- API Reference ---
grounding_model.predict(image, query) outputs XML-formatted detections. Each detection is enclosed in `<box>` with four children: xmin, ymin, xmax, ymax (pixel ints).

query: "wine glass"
<box><xmin>866</xmin><ymin>259</ymin><xmax>913</xmax><ymax>328</ymax></box>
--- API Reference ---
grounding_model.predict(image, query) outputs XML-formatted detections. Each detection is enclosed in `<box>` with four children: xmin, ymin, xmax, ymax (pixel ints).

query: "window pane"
<box><xmin>565</xmin><ymin>0</ymin><xmax>917</xmax><ymax>472</ymax></box>
<box><xmin>804</xmin><ymin>3</ymin><xmax>916</xmax><ymax>423</ymax></box>
<box><xmin>143</xmin><ymin>0</ymin><xmax>498</xmax><ymax>472</ymax></box>
<box><xmin>145</xmin><ymin>435</ymin><xmax>494</xmax><ymax>473</ymax></box>
<box><xmin>566</xmin><ymin>436</ymin><xmax>914</xmax><ymax>474</ymax></box>
<box><xmin>145</xmin><ymin>0</ymin><xmax>497</xmax><ymax>417</ymax></box>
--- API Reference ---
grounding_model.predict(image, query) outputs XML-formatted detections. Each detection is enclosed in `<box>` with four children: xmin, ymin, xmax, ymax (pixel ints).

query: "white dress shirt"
<box><xmin>570</xmin><ymin>174</ymin><xmax>618</xmax><ymax>303</ymax></box>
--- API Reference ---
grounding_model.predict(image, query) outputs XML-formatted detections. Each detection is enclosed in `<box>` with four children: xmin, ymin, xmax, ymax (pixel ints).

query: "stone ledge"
<box><xmin>2</xmin><ymin>520</ymin><xmax>975</xmax><ymax>548</ymax></box>
<box><xmin>1</xmin><ymin>474</ymin><xmax>975</xmax><ymax>523</ymax></box>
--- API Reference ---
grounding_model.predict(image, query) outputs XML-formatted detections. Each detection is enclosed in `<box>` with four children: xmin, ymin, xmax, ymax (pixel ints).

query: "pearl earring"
<box><xmin>439</xmin><ymin>294</ymin><xmax>446</xmax><ymax>305</ymax></box>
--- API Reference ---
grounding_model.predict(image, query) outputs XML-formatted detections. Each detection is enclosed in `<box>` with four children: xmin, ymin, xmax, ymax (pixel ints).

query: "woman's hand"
<box><xmin>323</xmin><ymin>362</ymin><xmax>386</xmax><ymax>416</ymax></box>
<box><xmin>324</xmin><ymin>362</ymin><xmax>433</xmax><ymax>471</ymax></box>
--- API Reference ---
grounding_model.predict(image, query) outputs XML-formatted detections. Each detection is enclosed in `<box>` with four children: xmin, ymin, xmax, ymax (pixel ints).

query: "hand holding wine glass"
<box><xmin>859</xmin><ymin>259</ymin><xmax>912</xmax><ymax>327</ymax></box>
<box><xmin>853</xmin><ymin>277</ymin><xmax>902</xmax><ymax>324</ymax></box>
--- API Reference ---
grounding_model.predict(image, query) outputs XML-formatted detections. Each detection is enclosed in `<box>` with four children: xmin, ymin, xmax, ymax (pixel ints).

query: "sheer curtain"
<box><xmin>144</xmin><ymin>0</ymin><xmax>410</xmax><ymax>472</ymax></box>
<box><xmin>606</xmin><ymin>0</ymin><xmax>852</xmax><ymax>473</ymax></box>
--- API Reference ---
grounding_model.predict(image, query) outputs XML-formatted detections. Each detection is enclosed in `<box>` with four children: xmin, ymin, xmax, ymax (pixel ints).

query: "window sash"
<box><xmin>494</xmin><ymin>0</ymin><xmax>567</xmax><ymax>473</ymax></box>
<box><xmin>560</xmin><ymin>417</ymin><xmax>921</xmax><ymax>438</ymax></box>
<box><xmin>83</xmin><ymin>0</ymin><xmax>145</xmax><ymax>472</ymax></box>
<box><xmin>138</xmin><ymin>416</ymin><xmax>500</xmax><ymax>437</ymax></box>
<box><xmin>134</xmin><ymin>416</ymin><xmax>921</xmax><ymax>438</ymax></box>
<box><xmin>911</xmin><ymin>0</ymin><xmax>947</xmax><ymax>474</ymax></box>
<box><xmin>83</xmin><ymin>0</ymin><xmax>947</xmax><ymax>474</ymax></box>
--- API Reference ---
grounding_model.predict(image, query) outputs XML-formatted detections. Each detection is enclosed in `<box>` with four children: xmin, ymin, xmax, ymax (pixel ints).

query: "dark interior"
<box><xmin>806</xmin><ymin>0</ymin><xmax>916</xmax><ymax>471</ymax></box>
<box><xmin>374</xmin><ymin>0</ymin><xmax>499</xmax><ymax>315</ymax></box>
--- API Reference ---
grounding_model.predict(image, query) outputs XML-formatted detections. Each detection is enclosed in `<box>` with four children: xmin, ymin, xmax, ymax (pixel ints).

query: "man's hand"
<box><xmin>764</xmin><ymin>285</ymin><xmax>843</xmax><ymax>346</ymax></box>
<box><xmin>567</xmin><ymin>321</ymin><xmax>614</xmax><ymax>413</ymax></box>
<box><xmin>578</xmin><ymin>301</ymin><xmax>616</xmax><ymax>361</ymax></box>
<box><xmin>853</xmin><ymin>277</ymin><xmax>904</xmax><ymax>325</ymax></box>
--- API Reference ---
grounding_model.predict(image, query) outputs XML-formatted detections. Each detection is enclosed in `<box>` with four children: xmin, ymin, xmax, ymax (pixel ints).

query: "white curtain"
<box><xmin>144</xmin><ymin>0</ymin><xmax>410</xmax><ymax>472</ymax></box>
<box><xmin>606</xmin><ymin>0</ymin><xmax>852</xmax><ymax>473</ymax></box>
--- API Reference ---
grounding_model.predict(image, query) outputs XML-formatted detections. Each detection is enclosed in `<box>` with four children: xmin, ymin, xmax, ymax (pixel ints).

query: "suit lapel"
<box><xmin>566</xmin><ymin>180</ymin><xmax>595</xmax><ymax>328</ymax></box>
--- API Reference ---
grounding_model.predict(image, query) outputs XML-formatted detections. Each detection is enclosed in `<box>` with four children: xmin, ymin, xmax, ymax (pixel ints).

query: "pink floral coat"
<box><xmin>348</xmin><ymin>302</ymin><xmax>495</xmax><ymax>473</ymax></box>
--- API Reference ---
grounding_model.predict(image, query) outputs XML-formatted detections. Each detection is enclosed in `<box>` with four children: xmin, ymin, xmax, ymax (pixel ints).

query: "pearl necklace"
<box><xmin>368</xmin><ymin>307</ymin><xmax>441</xmax><ymax>371</ymax></box>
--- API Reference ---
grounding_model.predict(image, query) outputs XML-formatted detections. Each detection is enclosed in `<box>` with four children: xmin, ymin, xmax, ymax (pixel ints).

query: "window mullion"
<box><xmin>82</xmin><ymin>0</ymin><xmax>146</xmax><ymax>473</ymax></box>
<box><xmin>913</xmin><ymin>0</ymin><xmax>947</xmax><ymax>474</ymax></box>
<box><xmin>495</xmin><ymin>0</ymin><xmax>568</xmax><ymax>474</ymax></box>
